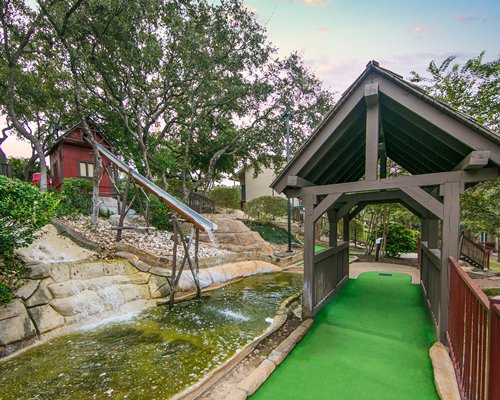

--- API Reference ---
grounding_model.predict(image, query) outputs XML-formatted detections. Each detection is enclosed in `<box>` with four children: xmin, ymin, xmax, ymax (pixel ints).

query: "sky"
<box><xmin>2</xmin><ymin>0</ymin><xmax>499</xmax><ymax>158</ymax></box>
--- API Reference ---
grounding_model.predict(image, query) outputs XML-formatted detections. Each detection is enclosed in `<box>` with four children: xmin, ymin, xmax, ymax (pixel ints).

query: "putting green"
<box><xmin>251</xmin><ymin>272</ymin><xmax>438</xmax><ymax>400</ymax></box>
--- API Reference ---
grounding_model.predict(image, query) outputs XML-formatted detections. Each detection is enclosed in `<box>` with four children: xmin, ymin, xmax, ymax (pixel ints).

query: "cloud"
<box><xmin>411</xmin><ymin>25</ymin><xmax>433</xmax><ymax>37</ymax></box>
<box><xmin>455</xmin><ymin>14</ymin><xmax>489</xmax><ymax>23</ymax></box>
<box><xmin>316</xmin><ymin>27</ymin><xmax>330</xmax><ymax>35</ymax></box>
<box><xmin>294</xmin><ymin>0</ymin><xmax>330</xmax><ymax>7</ymax></box>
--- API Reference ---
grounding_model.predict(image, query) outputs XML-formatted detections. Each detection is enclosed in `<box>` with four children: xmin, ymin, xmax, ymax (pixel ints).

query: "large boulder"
<box><xmin>199</xmin><ymin>216</ymin><xmax>273</xmax><ymax>255</ymax></box>
<box><xmin>0</xmin><ymin>300</ymin><xmax>37</xmax><ymax>346</ymax></box>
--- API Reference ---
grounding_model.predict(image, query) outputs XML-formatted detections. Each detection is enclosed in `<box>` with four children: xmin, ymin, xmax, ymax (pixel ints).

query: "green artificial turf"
<box><xmin>251</xmin><ymin>272</ymin><xmax>438</xmax><ymax>400</ymax></box>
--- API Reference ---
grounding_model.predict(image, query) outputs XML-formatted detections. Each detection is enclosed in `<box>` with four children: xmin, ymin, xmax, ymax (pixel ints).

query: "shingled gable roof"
<box><xmin>271</xmin><ymin>60</ymin><xmax>500</xmax><ymax>194</ymax></box>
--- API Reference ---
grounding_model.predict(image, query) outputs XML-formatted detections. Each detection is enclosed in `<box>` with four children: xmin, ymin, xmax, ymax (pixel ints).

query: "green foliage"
<box><xmin>0</xmin><ymin>283</ymin><xmax>13</xmax><ymax>304</ymax></box>
<box><xmin>371</xmin><ymin>222</ymin><xmax>419</xmax><ymax>258</ymax></box>
<box><xmin>0</xmin><ymin>176</ymin><xmax>59</xmax><ymax>258</ymax></box>
<box><xmin>57</xmin><ymin>178</ymin><xmax>93</xmax><ymax>216</ymax></box>
<box><xmin>410</xmin><ymin>52</ymin><xmax>499</xmax><ymax>131</ymax></box>
<box><xmin>7</xmin><ymin>157</ymin><xmax>40</xmax><ymax>181</ymax></box>
<box><xmin>246</xmin><ymin>221</ymin><xmax>298</xmax><ymax>245</ymax></box>
<box><xmin>211</xmin><ymin>186</ymin><xmax>240</xmax><ymax>209</ymax></box>
<box><xmin>245</xmin><ymin>196</ymin><xmax>288</xmax><ymax>222</ymax></box>
<box><xmin>460</xmin><ymin>180</ymin><xmax>500</xmax><ymax>235</ymax></box>
<box><xmin>148</xmin><ymin>197</ymin><xmax>174</xmax><ymax>231</ymax></box>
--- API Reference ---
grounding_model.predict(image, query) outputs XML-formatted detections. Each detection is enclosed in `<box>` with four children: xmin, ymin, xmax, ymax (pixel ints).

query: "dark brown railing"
<box><xmin>174</xmin><ymin>191</ymin><xmax>216</xmax><ymax>214</ymax></box>
<box><xmin>0</xmin><ymin>163</ymin><xmax>12</xmax><ymax>178</ymax></box>
<box><xmin>313</xmin><ymin>242</ymin><xmax>349</xmax><ymax>315</ymax></box>
<box><xmin>188</xmin><ymin>192</ymin><xmax>215</xmax><ymax>214</ymax></box>
<box><xmin>447</xmin><ymin>257</ymin><xmax>499</xmax><ymax>400</ymax></box>
<box><xmin>461</xmin><ymin>234</ymin><xmax>490</xmax><ymax>269</ymax></box>
<box><xmin>420</xmin><ymin>241</ymin><xmax>441</xmax><ymax>329</ymax></box>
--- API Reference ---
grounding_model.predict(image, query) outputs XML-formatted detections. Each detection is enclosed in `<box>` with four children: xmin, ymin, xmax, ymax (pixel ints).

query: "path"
<box><xmin>251</xmin><ymin>271</ymin><xmax>438</xmax><ymax>400</ymax></box>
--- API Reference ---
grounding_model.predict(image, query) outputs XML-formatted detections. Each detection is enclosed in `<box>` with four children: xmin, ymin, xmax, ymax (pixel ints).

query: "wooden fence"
<box><xmin>420</xmin><ymin>241</ymin><xmax>441</xmax><ymax>329</ymax></box>
<box><xmin>0</xmin><ymin>163</ymin><xmax>12</xmax><ymax>178</ymax></box>
<box><xmin>312</xmin><ymin>241</ymin><xmax>349</xmax><ymax>315</ymax></box>
<box><xmin>447</xmin><ymin>257</ymin><xmax>499</xmax><ymax>400</ymax></box>
<box><xmin>461</xmin><ymin>234</ymin><xmax>490</xmax><ymax>270</ymax></box>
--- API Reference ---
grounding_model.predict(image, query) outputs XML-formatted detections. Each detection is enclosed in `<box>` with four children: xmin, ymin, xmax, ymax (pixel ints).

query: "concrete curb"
<box><xmin>230</xmin><ymin>318</ymin><xmax>314</xmax><ymax>399</ymax></box>
<box><xmin>429</xmin><ymin>342</ymin><xmax>461</xmax><ymax>400</ymax></box>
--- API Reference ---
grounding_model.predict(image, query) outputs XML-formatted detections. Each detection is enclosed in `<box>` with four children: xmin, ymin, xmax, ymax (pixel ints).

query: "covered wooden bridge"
<box><xmin>271</xmin><ymin>61</ymin><xmax>500</xmax><ymax>343</ymax></box>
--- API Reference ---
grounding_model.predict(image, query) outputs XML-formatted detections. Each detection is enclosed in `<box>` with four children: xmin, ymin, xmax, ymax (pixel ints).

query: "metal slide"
<box><xmin>94</xmin><ymin>143</ymin><xmax>217</xmax><ymax>232</ymax></box>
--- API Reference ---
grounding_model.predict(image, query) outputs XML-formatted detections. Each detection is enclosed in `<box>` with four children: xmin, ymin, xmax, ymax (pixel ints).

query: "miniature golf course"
<box><xmin>251</xmin><ymin>271</ymin><xmax>438</xmax><ymax>400</ymax></box>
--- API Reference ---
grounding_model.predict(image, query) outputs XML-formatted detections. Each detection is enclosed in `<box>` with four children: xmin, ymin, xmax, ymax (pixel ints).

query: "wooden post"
<box><xmin>327</xmin><ymin>208</ymin><xmax>337</xmax><ymax>247</ymax></box>
<box><xmin>422</xmin><ymin>218</ymin><xmax>439</xmax><ymax>249</ymax></box>
<box><xmin>303</xmin><ymin>194</ymin><xmax>316</xmax><ymax>319</ymax></box>
<box><xmin>365</xmin><ymin>82</ymin><xmax>379</xmax><ymax>181</ymax></box>
<box><xmin>440</xmin><ymin>181</ymin><xmax>461</xmax><ymax>342</ymax></box>
<box><xmin>343</xmin><ymin>216</ymin><xmax>350</xmax><ymax>244</ymax></box>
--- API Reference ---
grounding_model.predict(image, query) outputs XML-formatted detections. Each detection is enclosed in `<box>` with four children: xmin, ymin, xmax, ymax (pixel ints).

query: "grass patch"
<box><xmin>245</xmin><ymin>221</ymin><xmax>299</xmax><ymax>245</ymax></box>
<box><xmin>489</xmin><ymin>259</ymin><xmax>500</xmax><ymax>273</ymax></box>
<box><xmin>483</xmin><ymin>288</ymin><xmax>500</xmax><ymax>297</ymax></box>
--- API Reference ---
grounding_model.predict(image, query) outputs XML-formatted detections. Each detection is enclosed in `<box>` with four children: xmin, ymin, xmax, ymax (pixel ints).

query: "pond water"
<box><xmin>0</xmin><ymin>273</ymin><xmax>302</xmax><ymax>400</ymax></box>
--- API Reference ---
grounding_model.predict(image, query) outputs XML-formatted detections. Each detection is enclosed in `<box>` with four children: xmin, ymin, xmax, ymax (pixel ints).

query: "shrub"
<box><xmin>246</xmin><ymin>221</ymin><xmax>299</xmax><ymax>244</ymax></box>
<box><xmin>57</xmin><ymin>178</ymin><xmax>93</xmax><ymax>216</ymax></box>
<box><xmin>371</xmin><ymin>222</ymin><xmax>419</xmax><ymax>258</ymax></box>
<box><xmin>210</xmin><ymin>186</ymin><xmax>240</xmax><ymax>209</ymax></box>
<box><xmin>148</xmin><ymin>197</ymin><xmax>174</xmax><ymax>231</ymax></box>
<box><xmin>0</xmin><ymin>176</ymin><xmax>59</xmax><ymax>258</ymax></box>
<box><xmin>245</xmin><ymin>196</ymin><xmax>288</xmax><ymax>222</ymax></box>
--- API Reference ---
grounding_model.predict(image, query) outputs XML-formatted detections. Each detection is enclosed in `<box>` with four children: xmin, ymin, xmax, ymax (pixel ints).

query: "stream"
<box><xmin>0</xmin><ymin>272</ymin><xmax>302</xmax><ymax>400</ymax></box>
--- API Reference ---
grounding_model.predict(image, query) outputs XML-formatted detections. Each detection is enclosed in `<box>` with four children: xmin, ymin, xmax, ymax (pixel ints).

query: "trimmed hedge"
<box><xmin>57</xmin><ymin>178</ymin><xmax>93</xmax><ymax>216</ymax></box>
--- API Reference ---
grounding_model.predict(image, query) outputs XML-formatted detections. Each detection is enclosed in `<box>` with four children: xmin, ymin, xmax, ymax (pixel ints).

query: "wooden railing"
<box><xmin>420</xmin><ymin>241</ymin><xmax>441</xmax><ymax>329</ymax></box>
<box><xmin>313</xmin><ymin>241</ymin><xmax>349</xmax><ymax>314</ymax></box>
<box><xmin>189</xmin><ymin>192</ymin><xmax>215</xmax><ymax>214</ymax></box>
<box><xmin>447</xmin><ymin>257</ymin><xmax>499</xmax><ymax>400</ymax></box>
<box><xmin>174</xmin><ymin>191</ymin><xmax>216</xmax><ymax>214</ymax></box>
<box><xmin>461</xmin><ymin>234</ymin><xmax>490</xmax><ymax>269</ymax></box>
<box><xmin>0</xmin><ymin>163</ymin><xmax>12</xmax><ymax>178</ymax></box>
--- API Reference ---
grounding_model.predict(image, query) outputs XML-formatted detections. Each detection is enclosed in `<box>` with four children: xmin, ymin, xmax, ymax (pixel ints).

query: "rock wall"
<box><xmin>0</xmin><ymin>259</ymin><xmax>164</xmax><ymax>358</ymax></box>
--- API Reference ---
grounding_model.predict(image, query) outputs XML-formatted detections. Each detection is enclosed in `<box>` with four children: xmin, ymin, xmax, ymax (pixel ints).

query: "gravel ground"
<box><xmin>60</xmin><ymin>216</ymin><xmax>230</xmax><ymax>259</ymax></box>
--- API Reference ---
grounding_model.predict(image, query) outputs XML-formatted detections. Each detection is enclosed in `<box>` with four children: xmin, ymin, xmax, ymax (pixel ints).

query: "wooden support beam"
<box><xmin>288</xmin><ymin>168</ymin><xmax>498</xmax><ymax>198</ymax></box>
<box><xmin>365</xmin><ymin>83</ymin><xmax>379</xmax><ymax>181</ymax></box>
<box><xmin>401</xmin><ymin>186</ymin><xmax>444</xmax><ymax>220</ymax></box>
<box><xmin>452</xmin><ymin>150</ymin><xmax>490</xmax><ymax>171</ymax></box>
<box><xmin>348</xmin><ymin>204</ymin><xmax>366</xmax><ymax>221</ymax></box>
<box><xmin>379</xmin><ymin>142</ymin><xmax>387</xmax><ymax>179</ymax></box>
<box><xmin>327</xmin><ymin>208</ymin><xmax>337</xmax><ymax>247</ymax></box>
<box><xmin>439</xmin><ymin>181</ymin><xmax>461</xmax><ymax>343</ymax></box>
<box><xmin>336</xmin><ymin>199</ymin><xmax>357</xmax><ymax>220</ymax></box>
<box><xmin>302</xmin><ymin>194</ymin><xmax>316</xmax><ymax>319</ymax></box>
<box><xmin>313</xmin><ymin>193</ymin><xmax>343</xmax><ymax>222</ymax></box>
<box><xmin>343</xmin><ymin>216</ymin><xmax>350</xmax><ymax>243</ymax></box>
<box><xmin>286</xmin><ymin>175</ymin><xmax>315</xmax><ymax>188</ymax></box>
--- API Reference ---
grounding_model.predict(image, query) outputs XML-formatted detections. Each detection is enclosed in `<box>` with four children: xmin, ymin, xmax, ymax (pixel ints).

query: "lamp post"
<box><xmin>282</xmin><ymin>109</ymin><xmax>293</xmax><ymax>253</ymax></box>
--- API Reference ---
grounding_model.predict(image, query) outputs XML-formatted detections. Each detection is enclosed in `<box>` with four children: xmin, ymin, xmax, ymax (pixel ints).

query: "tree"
<box><xmin>410</xmin><ymin>52</ymin><xmax>499</xmax><ymax>131</ymax></box>
<box><xmin>411</xmin><ymin>53</ymin><xmax>500</xmax><ymax>235</ymax></box>
<box><xmin>0</xmin><ymin>0</ymin><xmax>77</xmax><ymax>192</ymax></box>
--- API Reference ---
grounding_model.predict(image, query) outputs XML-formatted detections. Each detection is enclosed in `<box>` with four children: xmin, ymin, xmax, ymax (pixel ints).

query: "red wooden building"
<box><xmin>47</xmin><ymin>120</ymin><xmax>114</xmax><ymax>196</ymax></box>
